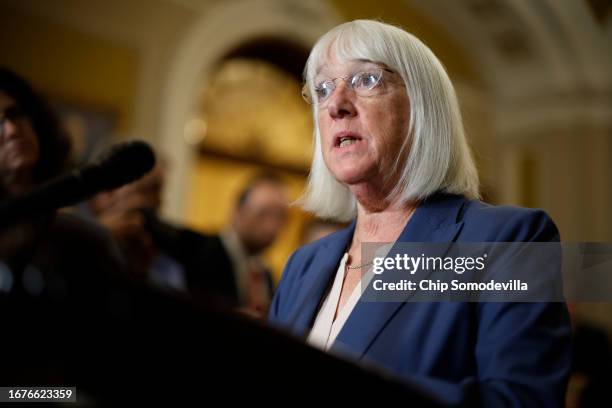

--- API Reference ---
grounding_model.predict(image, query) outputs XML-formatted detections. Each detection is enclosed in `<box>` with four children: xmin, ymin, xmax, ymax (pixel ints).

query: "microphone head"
<box><xmin>86</xmin><ymin>140</ymin><xmax>156</xmax><ymax>191</ymax></box>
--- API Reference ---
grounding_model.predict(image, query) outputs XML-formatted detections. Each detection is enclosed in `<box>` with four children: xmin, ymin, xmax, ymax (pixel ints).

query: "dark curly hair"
<box><xmin>0</xmin><ymin>67</ymin><xmax>71</xmax><ymax>183</ymax></box>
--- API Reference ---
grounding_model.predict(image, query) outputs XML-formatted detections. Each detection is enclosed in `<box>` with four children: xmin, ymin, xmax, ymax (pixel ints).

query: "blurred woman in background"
<box><xmin>0</xmin><ymin>67</ymin><xmax>70</xmax><ymax>196</ymax></box>
<box><xmin>0</xmin><ymin>66</ymin><xmax>125</xmax><ymax>301</ymax></box>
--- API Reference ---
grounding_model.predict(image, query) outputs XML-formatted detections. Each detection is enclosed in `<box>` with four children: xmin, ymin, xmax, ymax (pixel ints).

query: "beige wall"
<box><xmin>0</xmin><ymin>3</ymin><xmax>138</xmax><ymax>132</ymax></box>
<box><xmin>0</xmin><ymin>0</ymin><xmax>198</xmax><ymax>143</ymax></box>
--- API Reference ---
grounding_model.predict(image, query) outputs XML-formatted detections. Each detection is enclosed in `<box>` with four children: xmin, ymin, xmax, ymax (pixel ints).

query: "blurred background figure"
<box><xmin>0</xmin><ymin>66</ymin><xmax>124</xmax><ymax>312</ymax></box>
<box><xmin>86</xmin><ymin>158</ymin><xmax>184</xmax><ymax>288</ymax></box>
<box><xmin>220</xmin><ymin>173</ymin><xmax>288</xmax><ymax>315</ymax></box>
<box><xmin>0</xmin><ymin>66</ymin><xmax>71</xmax><ymax>272</ymax></box>
<box><xmin>0</xmin><ymin>67</ymin><xmax>69</xmax><ymax>197</ymax></box>
<box><xmin>87</xmin><ymin>166</ymin><xmax>288</xmax><ymax>317</ymax></box>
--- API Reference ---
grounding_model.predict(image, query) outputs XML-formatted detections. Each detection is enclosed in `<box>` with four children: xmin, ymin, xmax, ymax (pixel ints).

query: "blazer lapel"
<box><xmin>287</xmin><ymin>221</ymin><xmax>356</xmax><ymax>337</ymax></box>
<box><xmin>332</xmin><ymin>193</ymin><xmax>467</xmax><ymax>359</ymax></box>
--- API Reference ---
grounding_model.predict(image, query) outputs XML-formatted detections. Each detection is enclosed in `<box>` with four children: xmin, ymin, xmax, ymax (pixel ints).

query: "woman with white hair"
<box><xmin>268</xmin><ymin>20</ymin><xmax>570</xmax><ymax>407</ymax></box>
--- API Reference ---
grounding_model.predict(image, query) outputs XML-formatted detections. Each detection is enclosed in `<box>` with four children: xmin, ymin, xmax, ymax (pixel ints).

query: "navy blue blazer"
<box><xmin>268</xmin><ymin>192</ymin><xmax>572</xmax><ymax>407</ymax></box>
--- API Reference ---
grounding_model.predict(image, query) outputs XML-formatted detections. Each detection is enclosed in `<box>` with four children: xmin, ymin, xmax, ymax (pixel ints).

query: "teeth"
<box><xmin>339</xmin><ymin>138</ymin><xmax>357</xmax><ymax>147</ymax></box>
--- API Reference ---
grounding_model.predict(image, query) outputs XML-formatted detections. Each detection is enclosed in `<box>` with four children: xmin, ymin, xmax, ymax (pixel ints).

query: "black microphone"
<box><xmin>0</xmin><ymin>140</ymin><xmax>156</xmax><ymax>226</ymax></box>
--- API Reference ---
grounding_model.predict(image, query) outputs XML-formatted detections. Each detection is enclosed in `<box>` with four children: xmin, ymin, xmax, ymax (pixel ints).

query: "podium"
<box><xmin>1</xmin><ymin>273</ymin><xmax>444</xmax><ymax>406</ymax></box>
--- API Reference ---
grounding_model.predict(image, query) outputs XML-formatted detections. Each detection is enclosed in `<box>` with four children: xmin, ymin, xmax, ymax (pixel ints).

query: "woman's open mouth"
<box><xmin>334</xmin><ymin>132</ymin><xmax>363</xmax><ymax>148</ymax></box>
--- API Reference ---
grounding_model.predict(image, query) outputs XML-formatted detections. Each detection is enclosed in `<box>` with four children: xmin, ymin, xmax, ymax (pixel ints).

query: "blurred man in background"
<box><xmin>219</xmin><ymin>173</ymin><xmax>289</xmax><ymax>316</ymax></box>
<box><xmin>87</xmin><ymin>159</ymin><xmax>185</xmax><ymax>289</ymax></box>
<box><xmin>88</xmin><ymin>166</ymin><xmax>288</xmax><ymax>317</ymax></box>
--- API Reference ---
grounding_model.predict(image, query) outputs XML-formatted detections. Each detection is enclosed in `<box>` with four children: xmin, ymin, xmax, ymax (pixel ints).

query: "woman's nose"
<box><xmin>1</xmin><ymin>119</ymin><xmax>19</xmax><ymax>139</ymax></box>
<box><xmin>326</xmin><ymin>82</ymin><xmax>357</xmax><ymax>119</ymax></box>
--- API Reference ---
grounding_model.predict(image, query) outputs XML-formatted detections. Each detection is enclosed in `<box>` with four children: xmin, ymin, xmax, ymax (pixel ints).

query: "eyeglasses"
<box><xmin>301</xmin><ymin>67</ymin><xmax>398</xmax><ymax>106</ymax></box>
<box><xmin>0</xmin><ymin>105</ymin><xmax>27</xmax><ymax>137</ymax></box>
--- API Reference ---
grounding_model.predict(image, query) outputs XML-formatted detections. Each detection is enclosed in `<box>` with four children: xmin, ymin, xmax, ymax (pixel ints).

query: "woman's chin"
<box><xmin>332</xmin><ymin>169</ymin><xmax>373</xmax><ymax>187</ymax></box>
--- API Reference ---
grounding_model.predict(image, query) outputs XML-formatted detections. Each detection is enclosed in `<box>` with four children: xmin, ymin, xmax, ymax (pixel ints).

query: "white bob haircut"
<box><xmin>299</xmin><ymin>19</ymin><xmax>480</xmax><ymax>222</ymax></box>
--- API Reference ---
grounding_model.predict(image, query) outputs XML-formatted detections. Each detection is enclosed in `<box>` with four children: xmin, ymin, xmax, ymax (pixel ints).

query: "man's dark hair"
<box><xmin>236</xmin><ymin>172</ymin><xmax>285</xmax><ymax>209</ymax></box>
<box><xmin>0</xmin><ymin>67</ymin><xmax>71</xmax><ymax>183</ymax></box>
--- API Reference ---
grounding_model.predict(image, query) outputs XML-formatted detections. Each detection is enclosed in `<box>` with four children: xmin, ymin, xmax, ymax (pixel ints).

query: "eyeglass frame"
<box><xmin>301</xmin><ymin>65</ymin><xmax>403</xmax><ymax>106</ymax></box>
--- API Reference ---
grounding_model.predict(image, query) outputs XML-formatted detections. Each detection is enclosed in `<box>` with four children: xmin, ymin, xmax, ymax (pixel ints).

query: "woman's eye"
<box><xmin>315</xmin><ymin>82</ymin><xmax>333</xmax><ymax>100</ymax></box>
<box><xmin>353</xmin><ymin>72</ymin><xmax>380</xmax><ymax>89</ymax></box>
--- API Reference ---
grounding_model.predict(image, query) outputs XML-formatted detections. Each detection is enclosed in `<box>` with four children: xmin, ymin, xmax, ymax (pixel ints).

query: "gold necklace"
<box><xmin>346</xmin><ymin>260</ymin><xmax>372</xmax><ymax>270</ymax></box>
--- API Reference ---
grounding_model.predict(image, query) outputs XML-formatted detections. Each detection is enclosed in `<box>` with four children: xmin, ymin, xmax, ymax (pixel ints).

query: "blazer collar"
<box><xmin>287</xmin><ymin>220</ymin><xmax>356</xmax><ymax>335</ymax></box>
<box><xmin>287</xmin><ymin>192</ymin><xmax>468</xmax><ymax>349</ymax></box>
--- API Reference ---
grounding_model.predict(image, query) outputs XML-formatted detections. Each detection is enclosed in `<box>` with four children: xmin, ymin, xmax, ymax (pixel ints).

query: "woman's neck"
<box><xmin>347</xmin><ymin>175</ymin><xmax>418</xmax><ymax>246</ymax></box>
<box><xmin>353</xmin><ymin>198</ymin><xmax>417</xmax><ymax>245</ymax></box>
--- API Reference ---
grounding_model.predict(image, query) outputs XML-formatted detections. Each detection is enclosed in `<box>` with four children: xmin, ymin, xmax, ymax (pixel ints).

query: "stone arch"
<box><xmin>158</xmin><ymin>0</ymin><xmax>341</xmax><ymax>220</ymax></box>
